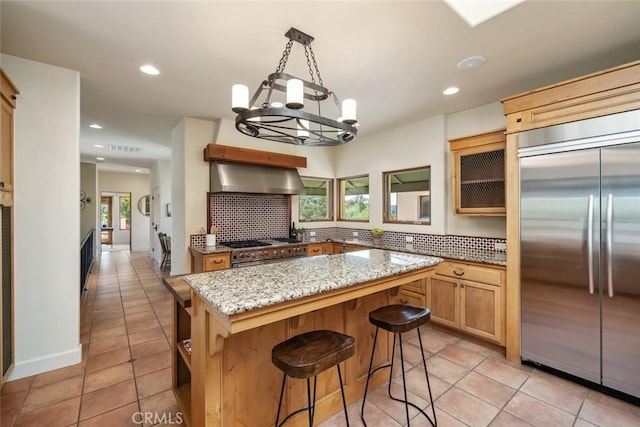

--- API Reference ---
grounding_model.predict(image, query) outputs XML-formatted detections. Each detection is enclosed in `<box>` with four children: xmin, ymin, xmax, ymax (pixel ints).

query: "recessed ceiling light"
<box><xmin>443</xmin><ymin>87</ymin><xmax>460</xmax><ymax>95</ymax></box>
<box><xmin>140</xmin><ymin>64</ymin><xmax>160</xmax><ymax>75</ymax></box>
<box><xmin>93</xmin><ymin>144</ymin><xmax>103</xmax><ymax>148</ymax></box>
<box><xmin>89</xmin><ymin>123</ymin><xmax>102</xmax><ymax>129</ymax></box>
<box><xmin>96</xmin><ymin>157</ymin><xmax>105</xmax><ymax>161</ymax></box>
<box><xmin>457</xmin><ymin>56</ymin><xmax>486</xmax><ymax>71</ymax></box>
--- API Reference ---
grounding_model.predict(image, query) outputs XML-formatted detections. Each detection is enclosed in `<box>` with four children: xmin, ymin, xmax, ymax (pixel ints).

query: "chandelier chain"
<box><xmin>308</xmin><ymin>46</ymin><xmax>324</xmax><ymax>88</ymax></box>
<box><xmin>275</xmin><ymin>40</ymin><xmax>294</xmax><ymax>74</ymax></box>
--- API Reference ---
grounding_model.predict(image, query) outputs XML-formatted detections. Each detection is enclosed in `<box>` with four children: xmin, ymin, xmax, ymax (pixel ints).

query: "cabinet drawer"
<box><xmin>436</xmin><ymin>261</ymin><xmax>501</xmax><ymax>286</ymax></box>
<box><xmin>402</xmin><ymin>279</ymin><xmax>425</xmax><ymax>294</ymax></box>
<box><xmin>398</xmin><ymin>289</ymin><xmax>425</xmax><ymax>307</ymax></box>
<box><xmin>203</xmin><ymin>254</ymin><xmax>230</xmax><ymax>271</ymax></box>
<box><xmin>307</xmin><ymin>243</ymin><xmax>326</xmax><ymax>257</ymax></box>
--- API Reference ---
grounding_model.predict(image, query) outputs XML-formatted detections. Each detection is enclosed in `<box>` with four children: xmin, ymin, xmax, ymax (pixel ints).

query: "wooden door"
<box><xmin>459</xmin><ymin>280</ymin><xmax>502</xmax><ymax>343</ymax></box>
<box><xmin>427</xmin><ymin>275</ymin><xmax>458</xmax><ymax>328</ymax></box>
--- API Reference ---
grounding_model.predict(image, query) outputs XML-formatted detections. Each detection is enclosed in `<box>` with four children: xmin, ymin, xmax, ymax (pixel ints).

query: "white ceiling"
<box><xmin>2</xmin><ymin>1</ymin><xmax>640</xmax><ymax>171</ymax></box>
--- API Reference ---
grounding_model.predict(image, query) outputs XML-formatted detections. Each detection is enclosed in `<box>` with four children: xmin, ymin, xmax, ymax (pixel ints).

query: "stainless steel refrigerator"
<box><xmin>519</xmin><ymin>109</ymin><xmax>640</xmax><ymax>401</ymax></box>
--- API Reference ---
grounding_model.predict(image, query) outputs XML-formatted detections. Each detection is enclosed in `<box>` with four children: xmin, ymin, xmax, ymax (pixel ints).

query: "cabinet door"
<box><xmin>1</xmin><ymin>97</ymin><xmax>14</xmax><ymax>194</ymax></box>
<box><xmin>398</xmin><ymin>289</ymin><xmax>425</xmax><ymax>307</ymax></box>
<box><xmin>428</xmin><ymin>275</ymin><xmax>458</xmax><ymax>328</ymax></box>
<box><xmin>459</xmin><ymin>280</ymin><xmax>502</xmax><ymax>344</ymax></box>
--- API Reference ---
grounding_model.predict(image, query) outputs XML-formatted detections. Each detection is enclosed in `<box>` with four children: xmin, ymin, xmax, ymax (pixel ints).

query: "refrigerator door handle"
<box><xmin>606</xmin><ymin>193</ymin><xmax>614</xmax><ymax>297</ymax></box>
<box><xmin>587</xmin><ymin>194</ymin><xmax>595</xmax><ymax>295</ymax></box>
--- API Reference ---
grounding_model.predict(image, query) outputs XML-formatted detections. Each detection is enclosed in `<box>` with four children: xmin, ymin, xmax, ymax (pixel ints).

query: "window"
<box><xmin>100</xmin><ymin>196</ymin><xmax>112</xmax><ymax>227</ymax></box>
<box><xmin>119</xmin><ymin>195</ymin><xmax>131</xmax><ymax>230</ymax></box>
<box><xmin>338</xmin><ymin>175</ymin><xmax>369</xmax><ymax>221</ymax></box>
<box><xmin>299</xmin><ymin>177</ymin><xmax>333</xmax><ymax>222</ymax></box>
<box><xmin>383</xmin><ymin>166</ymin><xmax>431</xmax><ymax>225</ymax></box>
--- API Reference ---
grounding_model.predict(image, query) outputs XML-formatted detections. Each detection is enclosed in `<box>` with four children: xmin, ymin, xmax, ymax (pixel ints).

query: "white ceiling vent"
<box><xmin>108</xmin><ymin>144</ymin><xmax>143</xmax><ymax>153</ymax></box>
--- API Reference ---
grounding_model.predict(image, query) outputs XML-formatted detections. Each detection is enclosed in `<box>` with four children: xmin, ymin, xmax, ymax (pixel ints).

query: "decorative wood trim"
<box><xmin>501</xmin><ymin>60</ymin><xmax>640</xmax><ymax>115</ymax></box>
<box><xmin>505</xmin><ymin>133</ymin><xmax>521</xmax><ymax>362</ymax></box>
<box><xmin>203</xmin><ymin>144</ymin><xmax>307</xmax><ymax>168</ymax></box>
<box><xmin>448</xmin><ymin>129</ymin><xmax>506</xmax><ymax>151</ymax></box>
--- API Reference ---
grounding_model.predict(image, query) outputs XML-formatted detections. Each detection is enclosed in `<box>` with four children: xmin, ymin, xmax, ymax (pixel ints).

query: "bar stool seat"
<box><xmin>272</xmin><ymin>330</ymin><xmax>355</xmax><ymax>426</ymax></box>
<box><xmin>361</xmin><ymin>304</ymin><xmax>437</xmax><ymax>427</ymax></box>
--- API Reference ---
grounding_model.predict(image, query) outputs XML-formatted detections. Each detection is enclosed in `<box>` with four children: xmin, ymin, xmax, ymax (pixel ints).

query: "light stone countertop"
<box><xmin>184</xmin><ymin>249</ymin><xmax>442</xmax><ymax>316</ymax></box>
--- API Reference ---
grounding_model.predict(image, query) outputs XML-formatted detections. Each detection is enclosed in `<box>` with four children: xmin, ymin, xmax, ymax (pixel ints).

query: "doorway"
<box><xmin>100</xmin><ymin>191</ymin><xmax>132</xmax><ymax>251</ymax></box>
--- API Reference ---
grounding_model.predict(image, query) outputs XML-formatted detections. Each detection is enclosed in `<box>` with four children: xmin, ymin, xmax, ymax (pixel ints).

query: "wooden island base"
<box><xmin>189</xmin><ymin>267</ymin><xmax>436</xmax><ymax>427</ymax></box>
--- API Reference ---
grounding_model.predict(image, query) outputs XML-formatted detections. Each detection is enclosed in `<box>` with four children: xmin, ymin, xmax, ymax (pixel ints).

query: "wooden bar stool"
<box><xmin>272</xmin><ymin>330</ymin><xmax>355</xmax><ymax>427</ymax></box>
<box><xmin>360</xmin><ymin>304</ymin><xmax>437</xmax><ymax>427</ymax></box>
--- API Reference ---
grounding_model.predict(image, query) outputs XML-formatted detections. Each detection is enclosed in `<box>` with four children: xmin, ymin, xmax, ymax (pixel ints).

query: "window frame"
<box><xmin>383</xmin><ymin>165</ymin><xmax>431</xmax><ymax>225</ymax></box>
<box><xmin>337</xmin><ymin>174</ymin><xmax>370</xmax><ymax>222</ymax></box>
<box><xmin>119</xmin><ymin>195</ymin><xmax>131</xmax><ymax>230</ymax></box>
<box><xmin>298</xmin><ymin>176</ymin><xmax>334</xmax><ymax>222</ymax></box>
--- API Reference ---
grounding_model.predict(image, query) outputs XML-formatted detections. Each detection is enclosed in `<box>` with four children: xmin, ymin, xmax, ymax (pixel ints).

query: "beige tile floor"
<box><xmin>2</xmin><ymin>249</ymin><xmax>640</xmax><ymax>426</ymax></box>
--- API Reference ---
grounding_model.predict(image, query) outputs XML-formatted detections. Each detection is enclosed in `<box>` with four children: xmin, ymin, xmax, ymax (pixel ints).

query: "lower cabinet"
<box><xmin>427</xmin><ymin>260</ymin><xmax>505</xmax><ymax>345</ymax></box>
<box><xmin>190</xmin><ymin>251</ymin><xmax>230</xmax><ymax>273</ymax></box>
<box><xmin>307</xmin><ymin>242</ymin><xmax>330</xmax><ymax>256</ymax></box>
<box><xmin>398</xmin><ymin>279</ymin><xmax>426</xmax><ymax>307</ymax></box>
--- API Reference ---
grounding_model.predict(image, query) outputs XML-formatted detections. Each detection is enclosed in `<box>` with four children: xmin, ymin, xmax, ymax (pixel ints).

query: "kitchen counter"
<box><xmin>183</xmin><ymin>249</ymin><xmax>442</xmax><ymax>426</ymax></box>
<box><xmin>189</xmin><ymin>238</ymin><xmax>505</xmax><ymax>266</ymax></box>
<box><xmin>185</xmin><ymin>249</ymin><xmax>442</xmax><ymax>317</ymax></box>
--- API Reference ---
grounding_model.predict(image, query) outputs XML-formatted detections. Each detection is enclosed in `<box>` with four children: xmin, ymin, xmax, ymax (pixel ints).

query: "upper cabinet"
<box><xmin>449</xmin><ymin>129</ymin><xmax>506</xmax><ymax>216</ymax></box>
<box><xmin>1</xmin><ymin>70</ymin><xmax>19</xmax><ymax>200</ymax></box>
<box><xmin>502</xmin><ymin>60</ymin><xmax>640</xmax><ymax>134</ymax></box>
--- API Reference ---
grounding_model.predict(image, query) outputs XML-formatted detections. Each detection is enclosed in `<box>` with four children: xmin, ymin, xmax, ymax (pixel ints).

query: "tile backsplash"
<box><xmin>207</xmin><ymin>193</ymin><xmax>290</xmax><ymax>242</ymax></box>
<box><xmin>193</xmin><ymin>199</ymin><xmax>507</xmax><ymax>254</ymax></box>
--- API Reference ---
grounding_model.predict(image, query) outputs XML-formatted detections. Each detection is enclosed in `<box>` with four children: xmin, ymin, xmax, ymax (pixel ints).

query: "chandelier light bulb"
<box><xmin>286</xmin><ymin>79</ymin><xmax>304</xmax><ymax>109</ymax></box>
<box><xmin>232</xmin><ymin>84</ymin><xmax>249</xmax><ymax>112</ymax></box>
<box><xmin>297</xmin><ymin>119</ymin><xmax>310</xmax><ymax>139</ymax></box>
<box><xmin>342</xmin><ymin>99</ymin><xmax>357</xmax><ymax>125</ymax></box>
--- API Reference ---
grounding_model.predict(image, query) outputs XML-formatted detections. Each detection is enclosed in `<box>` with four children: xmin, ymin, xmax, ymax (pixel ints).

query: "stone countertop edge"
<box><xmin>189</xmin><ymin>240</ymin><xmax>506</xmax><ymax>266</ymax></box>
<box><xmin>184</xmin><ymin>249</ymin><xmax>442</xmax><ymax>316</ymax></box>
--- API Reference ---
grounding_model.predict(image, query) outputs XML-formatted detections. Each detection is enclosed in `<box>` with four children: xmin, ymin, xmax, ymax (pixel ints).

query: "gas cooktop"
<box><xmin>219</xmin><ymin>240</ymin><xmax>272</xmax><ymax>249</ymax></box>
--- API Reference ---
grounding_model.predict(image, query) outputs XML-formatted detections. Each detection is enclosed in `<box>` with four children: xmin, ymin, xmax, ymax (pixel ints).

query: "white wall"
<box><xmin>2</xmin><ymin>54</ymin><xmax>82</xmax><ymax>379</ymax></box>
<box><xmin>445</xmin><ymin>102</ymin><xmax>507</xmax><ymax>238</ymax></box>
<box><xmin>98</xmin><ymin>171</ymin><xmax>151</xmax><ymax>251</ymax></box>
<box><xmin>150</xmin><ymin>159</ymin><xmax>172</xmax><ymax>262</ymax></box>
<box><xmin>80</xmin><ymin>162</ymin><xmax>98</xmax><ymax>252</ymax></box>
<box><xmin>334</xmin><ymin>115</ymin><xmax>447</xmax><ymax>234</ymax></box>
<box><xmin>171</xmin><ymin>118</ymin><xmax>217</xmax><ymax>274</ymax></box>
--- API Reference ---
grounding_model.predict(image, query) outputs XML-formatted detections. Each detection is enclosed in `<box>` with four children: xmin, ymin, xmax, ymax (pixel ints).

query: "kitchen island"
<box><xmin>172</xmin><ymin>249</ymin><xmax>442</xmax><ymax>426</ymax></box>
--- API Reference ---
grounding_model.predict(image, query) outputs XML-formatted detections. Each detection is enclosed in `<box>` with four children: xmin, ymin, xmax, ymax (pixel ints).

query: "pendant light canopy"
<box><xmin>231</xmin><ymin>28</ymin><xmax>358</xmax><ymax>146</ymax></box>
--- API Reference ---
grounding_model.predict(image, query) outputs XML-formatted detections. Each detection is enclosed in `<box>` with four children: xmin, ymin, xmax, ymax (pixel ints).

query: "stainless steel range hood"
<box><xmin>210</xmin><ymin>162</ymin><xmax>305</xmax><ymax>195</ymax></box>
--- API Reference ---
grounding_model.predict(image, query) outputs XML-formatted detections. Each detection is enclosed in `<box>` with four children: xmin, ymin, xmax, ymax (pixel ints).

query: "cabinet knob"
<box><xmin>453</xmin><ymin>283</ymin><xmax>458</xmax><ymax>288</ymax></box>
<box><xmin>399</xmin><ymin>298</ymin><xmax>408</xmax><ymax>304</ymax></box>
<box><xmin>460</xmin><ymin>284</ymin><xmax>465</xmax><ymax>289</ymax></box>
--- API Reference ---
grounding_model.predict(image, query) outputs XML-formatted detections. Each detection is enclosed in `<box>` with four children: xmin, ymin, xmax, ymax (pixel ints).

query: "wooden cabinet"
<box><xmin>427</xmin><ymin>260</ymin><xmax>505</xmax><ymax>345</ymax></box>
<box><xmin>190</xmin><ymin>251</ymin><xmax>230</xmax><ymax>273</ymax></box>
<box><xmin>449</xmin><ymin>129</ymin><xmax>506</xmax><ymax>216</ymax></box>
<box><xmin>330</xmin><ymin>242</ymin><xmax>365</xmax><ymax>254</ymax></box>
<box><xmin>0</xmin><ymin>69</ymin><xmax>17</xmax><ymax>388</ymax></box>
<box><xmin>398</xmin><ymin>278</ymin><xmax>426</xmax><ymax>307</ymax></box>
<box><xmin>163</xmin><ymin>277</ymin><xmax>192</xmax><ymax>426</ymax></box>
<box><xmin>307</xmin><ymin>242</ymin><xmax>330</xmax><ymax>256</ymax></box>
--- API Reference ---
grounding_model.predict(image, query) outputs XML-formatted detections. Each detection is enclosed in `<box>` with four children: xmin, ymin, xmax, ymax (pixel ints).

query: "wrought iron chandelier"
<box><xmin>231</xmin><ymin>28</ymin><xmax>358</xmax><ymax>146</ymax></box>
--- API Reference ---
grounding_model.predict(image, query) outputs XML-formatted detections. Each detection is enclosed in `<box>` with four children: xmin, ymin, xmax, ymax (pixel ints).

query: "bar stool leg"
<box><xmin>336</xmin><ymin>363</ymin><xmax>350</xmax><ymax>426</ymax></box>
<box><xmin>417</xmin><ymin>327</ymin><xmax>437</xmax><ymax>426</ymax></box>
<box><xmin>275</xmin><ymin>374</ymin><xmax>287</xmax><ymax>427</ymax></box>
<box><xmin>360</xmin><ymin>327</ymin><xmax>379</xmax><ymax>424</ymax></box>
<box><xmin>398</xmin><ymin>333</ymin><xmax>411</xmax><ymax>425</ymax></box>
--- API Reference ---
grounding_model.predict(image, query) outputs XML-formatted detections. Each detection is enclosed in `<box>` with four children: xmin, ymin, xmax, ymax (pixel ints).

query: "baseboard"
<box><xmin>7</xmin><ymin>344</ymin><xmax>82</xmax><ymax>381</ymax></box>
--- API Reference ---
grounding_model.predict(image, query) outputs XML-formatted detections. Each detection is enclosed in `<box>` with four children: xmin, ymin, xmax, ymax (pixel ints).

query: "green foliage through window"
<box><xmin>120</xmin><ymin>196</ymin><xmax>131</xmax><ymax>230</ymax></box>
<box><xmin>299</xmin><ymin>177</ymin><xmax>332</xmax><ymax>221</ymax></box>
<box><xmin>339</xmin><ymin>175</ymin><xmax>369</xmax><ymax>221</ymax></box>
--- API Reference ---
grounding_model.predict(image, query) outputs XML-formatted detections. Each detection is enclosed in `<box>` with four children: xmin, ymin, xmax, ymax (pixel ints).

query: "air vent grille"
<box><xmin>108</xmin><ymin>144</ymin><xmax>143</xmax><ymax>153</ymax></box>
